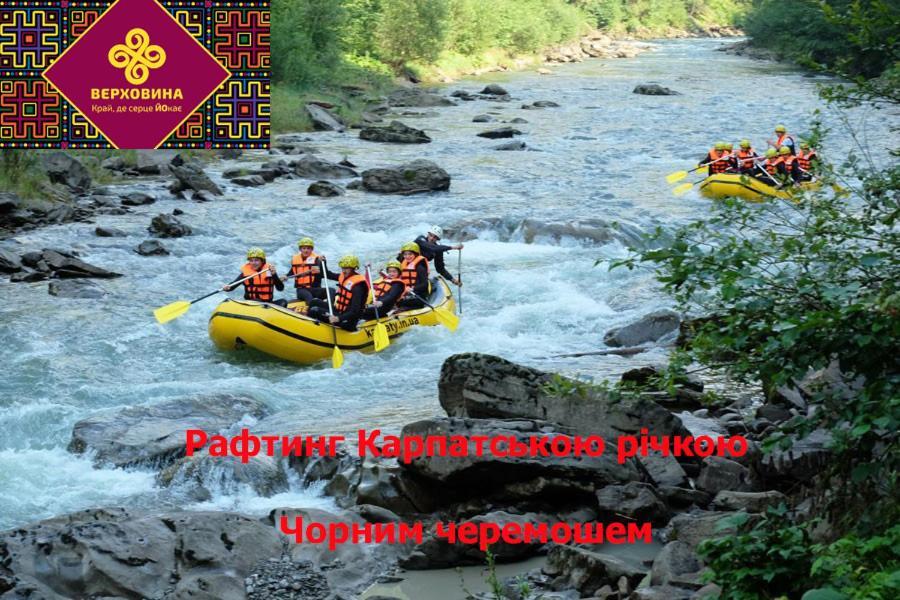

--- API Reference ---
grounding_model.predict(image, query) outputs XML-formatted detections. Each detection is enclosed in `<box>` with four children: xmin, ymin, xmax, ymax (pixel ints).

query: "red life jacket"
<box><xmin>400</xmin><ymin>255</ymin><xmax>428</xmax><ymax>288</ymax></box>
<box><xmin>240</xmin><ymin>263</ymin><xmax>275</xmax><ymax>301</ymax></box>
<box><xmin>708</xmin><ymin>149</ymin><xmax>731</xmax><ymax>174</ymax></box>
<box><xmin>290</xmin><ymin>252</ymin><xmax>321</xmax><ymax>288</ymax></box>
<box><xmin>736</xmin><ymin>148</ymin><xmax>757</xmax><ymax>169</ymax></box>
<box><xmin>373</xmin><ymin>276</ymin><xmax>407</xmax><ymax>301</ymax></box>
<box><xmin>334</xmin><ymin>272</ymin><xmax>367</xmax><ymax>313</ymax></box>
<box><xmin>796</xmin><ymin>149</ymin><xmax>817</xmax><ymax>171</ymax></box>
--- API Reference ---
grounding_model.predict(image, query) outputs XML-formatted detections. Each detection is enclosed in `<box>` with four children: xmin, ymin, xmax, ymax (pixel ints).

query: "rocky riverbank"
<box><xmin>0</xmin><ymin>346</ymin><xmax>834</xmax><ymax>599</ymax></box>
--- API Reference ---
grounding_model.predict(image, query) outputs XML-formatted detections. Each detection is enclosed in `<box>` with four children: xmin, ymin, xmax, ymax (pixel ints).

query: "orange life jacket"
<box><xmin>373</xmin><ymin>276</ymin><xmax>407</xmax><ymax>301</ymax></box>
<box><xmin>240</xmin><ymin>262</ymin><xmax>275</xmax><ymax>301</ymax></box>
<box><xmin>775</xmin><ymin>133</ymin><xmax>795</xmax><ymax>153</ymax></box>
<box><xmin>708</xmin><ymin>149</ymin><xmax>731</xmax><ymax>174</ymax></box>
<box><xmin>765</xmin><ymin>157</ymin><xmax>781</xmax><ymax>175</ymax></box>
<box><xmin>782</xmin><ymin>155</ymin><xmax>797</xmax><ymax>170</ymax></box>
<box><xmin>796</xmin><ymin>149</ymin><xmax>816</xmax><ymax>171</ymax></box>
<box><xmin>335</xmin><ymin>272</ymin><xmax>368</xmax><ymax>313</ymax></box>
<box><xmin>290</xmin><ymin>252</ymin><xmax>321</xmax><ymax>288</ymax></box>
<box><xmin>400</xmin><ymin>255</ymin><xmax>428</xmax><ymax>289</ymax></box>
<box><xmin>736</xmin><ymin>148</ymin><xmax>757</xmax><ymax>169</ymax></box>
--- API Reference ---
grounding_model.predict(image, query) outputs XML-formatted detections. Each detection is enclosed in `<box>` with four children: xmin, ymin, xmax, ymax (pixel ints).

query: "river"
<box><xmin>1</xmin><ymin>38</ymin><xmax>896</xmax><ymax>530</ymax></box>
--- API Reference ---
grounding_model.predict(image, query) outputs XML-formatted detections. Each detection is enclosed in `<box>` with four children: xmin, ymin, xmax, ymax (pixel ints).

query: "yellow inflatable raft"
<box><xmin>208</xmin><ymin>278</ymin><xmax>456</xmax><ymax>365</ymax></box>
<box><xmin>698</xmin><ymin>173</ymin><xmax>820</xmax><ymax>202</ymax></box>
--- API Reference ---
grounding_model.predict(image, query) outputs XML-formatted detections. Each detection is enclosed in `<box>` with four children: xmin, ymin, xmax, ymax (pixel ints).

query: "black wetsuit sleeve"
<box><xmin>379</xmin><ymin>281</ymin><xmax>405</xmax><ymax>311</ymax></box>
<box><xmin>272</xmin><ymin>272</ymin><xmax>284</xmax><ymax>291</ymax></box>
<box><xmin>337</xmin><ymin>283</ymin><xmax>368</xmax><ymax>327</ymax></box>
<box><xmin>433</xmin><ymin>250</ymin><xmax>454</xmax><ymax>281</ymax></box>
<box><xmin>324</xmin><ymin>268</ymin><xmax>340</xmax><ymax>281</ymax></box>
<box><xmin>413</xmin><ymin>262</ymin><xmax>429</xmax><ymax>296</ymax></box>
<box><xmin>227</xmin><ymin>273</ymin><xmax>243</xmax><ymax>288</ymax></box>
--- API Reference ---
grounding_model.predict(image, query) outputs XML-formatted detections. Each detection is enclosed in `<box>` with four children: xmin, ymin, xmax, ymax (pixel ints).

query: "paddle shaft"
<box><xmin>320</xmin><ymin>259</ymin><xmax>335</xmax><ymax>318</ymax></box>
<box><xmin>364</xmin><ymin>265</ymin><xmax>382</xmax><ymax>321</ymax></box>
<box><xmin>457</xmin><ymin>249</ymin><xmax>463</xmax><ymax>315</ymax></box>
<box><xmin>218</xmin><ymin>268</ymin><xmax>271</xmax><ymax>301</ymax></box>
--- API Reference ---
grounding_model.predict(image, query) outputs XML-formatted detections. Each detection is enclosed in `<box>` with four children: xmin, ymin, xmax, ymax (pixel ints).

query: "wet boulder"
<box><xmin>545</xmin><ymin>545</ymin><xmax>647</xmax><ymax>597</ymax></box>
<box><xmin>135</xmin><ymin>239</ymin><xmax>169</xmax><ymax>256</ymax></box>
<box><xmin>120</xmin><ymin>191</ymin><xmax>155</xmax><ymax>206</ymax></box>
<box><xmin>359</xmin><ymin>120</ymin><xmax>431</xmax><ymax>144</ymax></box>
<box><xmin>292</xmin><ymin>155</ymin><xmax>359</xmax><ymax>179</ymax></box>
<box><xmin>41</xmin><ymin>249</ymin><xmax>121</xmax><ymax>278</ymax></box>
<box><xmin>67</xmin><ymin>394</ymin><xmax>269</xmax><ymax>468</ymax></box>
<box><xmin>477</xmin><ymin>127</ymin><xmax>522</xmax><ymax>139</ymax></box>
<box><xmin>387</xmin><ymin>88</ymin><xmax>456</xmax><ymax>107</ymax></box>
<box><xmin>0</xmin><ymin>248</ymin><xmax>23</xmax><ymax>273</ymax></box>
<box><xmin>95</xmin><ymin>226</ymin><xmax>127</xmax><ymax>237</ymax></box>
<box><xmin>361</xmin><ymin>159</ymin><xmax>450</xmax><ymax>194</ymax></box>
<box><xmin>633</xmin><ymin>84</ymin><xmax>681</xmax><ymax>96</ymax></box>
<box><xmin>307</xmin><ymin>180</ymin><xmax>345</xmax><ymax>197</ymax></box>
<box><xmin>305</xmin><ymin>102</ymin><xmax>345</xmax><ymax>132</ymax></box>
<box><xmin>158</xmin><ymin>449</ymin><xmax>288</xmax><ymax>498</ymax></box>
<box><xmin>42</xmin><ymin>151</ymin><xmax>91</xmax><ymax>192</ymax></box>
<box><xmin>522</xmin><ymin>100</ymin><xmax>560</xmax><ymax>109</ymax></box>
<box><xmin>0</xmin><ymin>508</ymin><xmax>283</xmax><ymax>600</ymax></box>
<box><xmin>472</xmin><ymin>114</ymin><xmax>494</xmax><ymax>122</ymax></box>
<box><xmin>149</xmin><ymin>213</ymin><xmax>192</xmax><ymax>237</ymax></box>
<box><xmin>480</xmin><ymin>84</ymin><xmax>509</xmax><ymax>96</ymax></box>
<box><xmin>493</xmin><ymin>140</ymin><xmax>527</xmax><ymax>151</ymax></box>
<box><xmin>170</xmin><ymin>161</ymin><xmax>223</xmax><ymax>196</ymax></box>
<box><xmin>48</xmin><ymin>279</ymin><xmax>107</xmax><ymax>298</ymax></box>
<box><xmin>231</xmin><ymin>174</ymin><xmax>266</xmax><ymax>187</ymax></box>
<box><xmin>604</xmin><ymin>309</ymin><xmax>681</xmax><ymax>347</ymax></box>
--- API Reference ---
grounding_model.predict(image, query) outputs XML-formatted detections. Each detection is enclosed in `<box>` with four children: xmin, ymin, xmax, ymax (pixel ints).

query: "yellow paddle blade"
<box><xmin>331</xmin><ymin>346</ymin><xmax>344</xmax><ymax>369</ymax></box>
<box><xmin>435</xmin><ymin>308</ymin><xmax>460</xmax><ymax>332</ymax></box>
<box><xmin>666</xmin><ymin>170</ymin><xmax>688</xmax><ymax>184</ymax></box>
<box><xmin>373</xmin><ymin>323</ymin><xmax>390</xmax><ymax>352</ymax></box>
<box><xmin>673</xmin><ymin>182</ymin><xmax>694</xmax><ymax>197</ymax></box>
<box><xmin>153</xmin><ymin>300</ymin><xmax>191</xmax><ymax>324</ymax></box>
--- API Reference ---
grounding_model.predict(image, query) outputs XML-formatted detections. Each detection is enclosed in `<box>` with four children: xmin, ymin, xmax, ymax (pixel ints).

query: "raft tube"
<box><xmin>698</xmin><ymin>173</ymin><xmax>821</xmax><ymax>202</ymax></box>
<box><xmin>208</xmin><ymin>277</ymin><xmax>456</xmax><ymax>365</ymax></box>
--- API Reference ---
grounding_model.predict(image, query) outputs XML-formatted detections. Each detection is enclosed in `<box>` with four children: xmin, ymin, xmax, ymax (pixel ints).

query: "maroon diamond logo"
<box><xmin>43</xmin><ymin>0</ymin><xmax>230</xmax><ymax>148</ymax></box>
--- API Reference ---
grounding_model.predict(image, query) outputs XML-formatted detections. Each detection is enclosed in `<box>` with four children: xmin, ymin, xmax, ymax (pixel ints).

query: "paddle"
<box><xmin>364</xmin><ymin>265</ymin><xmax>390</xmax><ymax>352</ymax></box>
<box><xmin>319</xmin><ymin>259</ymin><xmax>344</xmax><ymax>369</ymax></box>
<box><xmin>406</xmin><ymin>290</ymin><xmax>459</xmax><ymax>332</ymax></box>
<box><xmin>154</xmin><ymin>268</ymin><xmax>270</xmax><ymax>324</ymax></box>
<box><xmin>457</xmin><ymin>248</ymin><xmax>463</xmax><ymax>315</ymax></box>
<box><xmin>666</xmin><ymin>154</ymin><xmax>734</xmax><ymax>184</ymax></box>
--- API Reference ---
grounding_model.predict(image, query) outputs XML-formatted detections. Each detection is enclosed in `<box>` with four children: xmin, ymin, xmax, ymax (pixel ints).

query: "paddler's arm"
<box><xmin>336</xmin><ymin>284</ymin><xmax>368</xmax><ymax>327</ymax></box>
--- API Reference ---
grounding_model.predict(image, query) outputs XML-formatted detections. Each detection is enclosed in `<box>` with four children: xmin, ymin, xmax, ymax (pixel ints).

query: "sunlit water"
<box><xmin>1</xmin><ymin>39</ymin><xmax>897</xmax><ymax>529</ymax></box>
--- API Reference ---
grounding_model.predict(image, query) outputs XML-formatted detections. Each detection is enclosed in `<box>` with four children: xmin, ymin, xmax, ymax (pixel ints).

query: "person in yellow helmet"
<box><xmin>777</xmin><ymin>145</ymin><xmax>800</xmax><ymax>183</ymax></box>
<box><xmin>223</xmin><ymin>248</ymin><xmax>285</xmax><ymax>306</ymax></box>
<box><xmin>700</xmin><ymin>141</ymin><xmax>732</xmax><ymax>174</ymax></box>
<box><xmin>286</xmin><ymin>237</ymin><xmax>327</xmax><ymax>302</ymax></box>
<box><xmin>767</xmin><ymin>124</ymin><xmax>795</xmax><ymax>155</ymax></box>
<box><xmin>735</xmin><ymin>139</ymin><xmax>759</xmax><ymax>174</ymax></box>
<box><xmin>395</xmin><ymin>241</ymin><xmax>430</xmax><ymax>309</ymax></box>
<box><xmin>306</xmin><ymin>255</ymin><xmax>369</xmax><ymax>330</ymax></box>
<box><xmin>361</xmin><ymin>260</ymin><xmax>407</xmax><ymax>320</ymax></box>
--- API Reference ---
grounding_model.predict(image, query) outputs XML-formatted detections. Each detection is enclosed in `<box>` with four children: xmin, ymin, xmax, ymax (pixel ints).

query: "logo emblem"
<box><xmin>108</xmin><ymin>28</ymin><xmax>166</xmax><ymax>85</ymax></box>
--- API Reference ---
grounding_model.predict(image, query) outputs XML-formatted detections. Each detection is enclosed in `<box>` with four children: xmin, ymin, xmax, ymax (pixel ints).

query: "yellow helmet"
<box><xmin>386</xmin><ymin>260</ymin><xmax>402</xmax><ymax>271</ymax></box>
<box><xmin>775</xmin><ymin>124</ymin><xmax>787</xmax><ymax>133</ymax></box>
<box><xmin>714</xmin><ymin>141</ymin><xmax>726</xmax><ymax>150</ymax></box>
<box><xmin>725</xmin><ymin>143</ymin><xmax>734</xmax><ymax>150</ymax></box>
<box><xmin>739</xmin><ymin>139</ymin><xmax>751</xmax><ymax>148</ymax></box>
<box><xmin>297</xmin><ymin>237</ymin><xmax>314</xmax><ymax>248</ymax></box>
<box><xmin>401</xmin><ymin>242</ymin><xmax>420</xmax><ymax>254</ymax></box>
<box><xmin>247</xmin><ymin>247</ymin><xmax>266</xmax><ymax>260</ymax></box>
<box><xmin>765</xmin><ymin>148</ymin><xmax>777</xmax><ymax>157</ymax></box>
<box><xmin>800</xmin><ymin>141</ymin><xmax>810</xmax><ymax>149</ymax></box>
<box><xmin>338</xmin><ymin>255</ymin><xmax>359</xmax><ymax>269</ymax></box>
<box><xmin>779</xmin><ymin>146</ymin><xmax>791</xmax><ymax>155</ymax></box>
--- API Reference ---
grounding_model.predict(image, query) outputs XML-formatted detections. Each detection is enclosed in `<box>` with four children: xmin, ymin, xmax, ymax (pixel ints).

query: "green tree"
<box><xmin>271</xmin><ymin>0</ymin><xmax>346</xmax><ymax>86</ymax></box>
<box><xmin>376</xmin><ymin>0</ymin><xmax>450</xmax><ymax>66</ymax></box>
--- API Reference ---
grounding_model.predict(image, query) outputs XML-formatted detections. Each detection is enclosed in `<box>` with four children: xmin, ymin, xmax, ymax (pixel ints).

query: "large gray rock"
<box><xmin>664</xmin><ymin>511</ymin><xmax>742</xmax><ymax>550</ymax></box>
<box><xmin>307</xmin><ymin>180</ymin><xmax>345</xmax><ymax>197</ymax></box>
<box><xmin>480</xmin><ymin>84</ymin><xmax>509</xmax><ymax>96</ymax></box>
<box><xmin>231</xmin><ymin>175</ymin><xmax>266</xmax><ymax>187</ymax></box>
<box><xmin>0</xmin><ymin>508</ymin><xmax>283</xmax><ymax>600</ymax></box>
<box><xmin>305</xmin><ymin>103</ymin><xmax>345</xmax><ymax>132</ymax></box>
<box><xmin>293</xmin><ymin>155</ymin><xmax>359</xmax><ymax>179</ymax></box>
<box><xmin>493</xmin><ymin>141</ymin><xmax>527</xmax><ymax>151</ymax></box>
<box><xmin>387</xmin><ymin>88</ymin><xmax>456</xmax><ymax>107</ymax></box>
<box><xmin>546</xmin><ymin>545</ymin><xmax>647</xmax><ymax>596</ymax></box>
<box><xmin>159</xmin><ymin>449</ymin><xmax>288</xmax><ymax>498</ymax></box>
<box><xmin>170</xmin><ymin>162</ymin><xmax>223</xmax><ymax>196</ymax></box>
<box><xmin>149</xmin><ymin>213</ymin><xmax>192</xmax><ymax>237</ymax></box>
<box><xmin>318</xmin><ymin>455</ymin><xmax>438</xmax><ymax>515</ymax></box>
<box><xmin>695</xmin><ymin>456</ymin><xmax>752</xmax><ymax>494</ymax></box>
<box><xmin>41</xmin><ymin>249</ymin><xmax>122</xmax><ymax>278</ymax></box>
<box><xmin>711</xmin><ymin>490</ymin><xmax>786</xmax><ymax>512</ymax></box>
<box><xmin>120</xmin><ymin>191</ymin><xmax>156</xmax><ymax>206</ymax></box>
<box><xmin>48</xmin><ymin>279</ymin><xmax>107</xmax><ymax>298</ymax></box>
<box><xmin>447</xmin><ymin>217</ymin><xmax>646</xmax><ymax>248</ymax></box>
<box><xmin>604</xmin><ymin>309</ymin><xmax>681</xmax><ymax>347</ymax></box>
<box><xmin>360</xmin><ymin>120</ymin><xmax>431</xmax><ymax>144</ymax></box>
<box><xmin>0</xmin><ymin>248</ymin><xmax>22</xmax><ymax>273</ymax></box>
<box><xmin>95</xmin><ymin>226</ymin><xmax>127</xmax><ymax>237</ymax></box>
<box><xmin>136</xmin><ymin>239</ymin><xmax>170</xmax><ymax>256</ymax></box>
<box><xmin>477</xmin><ymin>127</ymin><xmax>522</xmax><ymax>139</ymax></box>
<box><xmin>633</xmin><ymin>84</ymin><xmax>681</xmax><ymax>96</ymax></box>
<box><xmin>361</xmin><ymin>159</ymin><xmax>450</xmax><ymax>194</ymax></box>
<box><xmin>42</xmin><ymin>151</ymin><xmax>91</xmax><ymax>191</ymax></box>
<box><xmin>67</xmin><ymin>394</ymin><xmax>269</xmax><ymax>467</ymax></box>
<box><xmin>439</xmin><ymin>353</ymin><xmax>690</xmax><ymax>442</ymax></box>
<box><xmin>756</xmin><ymin>428</ymin><xmax>832</xmax><ymax>484</ymax></box>
<box><xmin>595</xmin><ymin>482</ymin><xmax>670</xmax><ymax>525</ymax></box>
<box><xmin>650</xmin><ymin>541</ymin><xmax>703</xmax><ymax>589</ymax></box>
<box><xmin>401</xmin><ymin>417</ymin><xmax>638</xmax><ymax>489</ymax></box>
